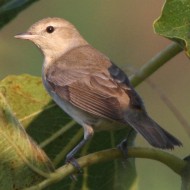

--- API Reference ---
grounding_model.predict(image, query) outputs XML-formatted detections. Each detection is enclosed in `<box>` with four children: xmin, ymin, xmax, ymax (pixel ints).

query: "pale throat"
<box><xmin>42</xmin><ymin>37</ymin><xmax>88</xmax><ymax>69</ymax></box>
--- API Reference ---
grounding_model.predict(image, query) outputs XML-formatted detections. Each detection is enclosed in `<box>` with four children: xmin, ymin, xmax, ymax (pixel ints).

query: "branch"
<box><xmin>130</xmin><ymin>42</ymin><xmax>183</xmax><ymax>87</ymax></box>
<box><xmin>24</xmin><ymin>147</ymin><xmax>187</xmax><ymax>190</ymax></box>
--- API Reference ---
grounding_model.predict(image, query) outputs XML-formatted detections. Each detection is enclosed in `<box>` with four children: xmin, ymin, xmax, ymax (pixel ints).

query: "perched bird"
<box><xmin>15</xmin><ymin>17</ymin><xmax>182</xmax><ymax>167</ymax></box>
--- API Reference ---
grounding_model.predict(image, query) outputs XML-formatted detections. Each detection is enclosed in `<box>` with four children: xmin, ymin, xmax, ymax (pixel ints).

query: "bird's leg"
<box><xmin>65</xmin><ymin>124</ymin><xmax>94</xmax><ymax>176</ymax></box>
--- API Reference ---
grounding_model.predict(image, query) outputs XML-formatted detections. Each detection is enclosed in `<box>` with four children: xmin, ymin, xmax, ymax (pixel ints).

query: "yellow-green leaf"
<box><xmin>0</xmin><ymin>75</ymin><xmax>54</xmax><ymax>189</ymax></box>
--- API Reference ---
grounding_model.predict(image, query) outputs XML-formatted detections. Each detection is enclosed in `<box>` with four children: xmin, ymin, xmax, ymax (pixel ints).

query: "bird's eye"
<box><xmin>46</xmin><ymin>26</ymin><xmax>55</xmax><ymax>33</ymax></box>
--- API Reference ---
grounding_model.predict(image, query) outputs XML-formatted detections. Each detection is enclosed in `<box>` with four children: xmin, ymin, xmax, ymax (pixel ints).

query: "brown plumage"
<box><xmin>15</xmin><ymin>18</ymin><xmax>182</xmax><ymax>166</ymax></box>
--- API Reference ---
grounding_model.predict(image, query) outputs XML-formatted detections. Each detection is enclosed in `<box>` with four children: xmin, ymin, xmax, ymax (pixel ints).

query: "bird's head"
<box><xmin>15</xmin><ymin>17</ymin><xmax>87</xmax><ymax>62</ymax></box>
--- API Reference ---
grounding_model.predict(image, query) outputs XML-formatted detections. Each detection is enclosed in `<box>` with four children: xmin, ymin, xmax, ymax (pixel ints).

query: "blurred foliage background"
<box><xmin>0</xmin><ymin>0</ymin><xmax>190</xmax><ymax>189</ymax></box>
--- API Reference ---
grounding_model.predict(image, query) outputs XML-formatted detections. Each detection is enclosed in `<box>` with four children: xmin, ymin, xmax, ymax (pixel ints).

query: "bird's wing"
<box><xmin>46</xmin><ymin>65</ymin><xmax>129</xmax><ymax>122</ymax></box>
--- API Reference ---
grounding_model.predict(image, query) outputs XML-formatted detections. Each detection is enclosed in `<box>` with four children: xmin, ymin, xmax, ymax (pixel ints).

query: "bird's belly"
<box><xmin>50</xmin><ymin>90</ymin><xmax>97</xmax><ymax>125</ymax></box>
<box><xmin>52</xmin><ymin>92</ymin><xmax>126</xmax><ymax>131</ymax></box>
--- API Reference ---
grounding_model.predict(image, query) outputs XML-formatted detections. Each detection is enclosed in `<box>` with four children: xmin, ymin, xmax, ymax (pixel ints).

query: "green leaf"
<box><xmin>154</xmin><ymin>0</ymin><xmax>190</xmax><ymax>56</ymax></box>
<box><xmin>0</xmin><ymin>74</ymin><xmax>137</xmax><ymax>190</ymax></box>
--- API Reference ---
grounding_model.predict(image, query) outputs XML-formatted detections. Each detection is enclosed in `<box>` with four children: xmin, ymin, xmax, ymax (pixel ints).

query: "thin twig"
<box><xmin>147</xmin><ymin>80</ymin><xmax>190</xmax><ymax>137</ymax></box>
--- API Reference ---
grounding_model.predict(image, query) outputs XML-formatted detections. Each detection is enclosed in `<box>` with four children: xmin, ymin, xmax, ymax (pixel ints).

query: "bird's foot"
<box><xmin>117</xmin><ymin>139</ymin><xmax>129</xmax><ymax>168</ymax></box>
<box><xmin>65</xmin><ymin>137</ymin><xmax>90</xmax><ymax>180</ymax></box>
<box><xmin>117</xmin><ymin>138</ymin><xmax>128</xmax><ymax>159</ymax></box>
<box><xmin>66</xmin><ymin>156</ymin><xmax>82</xmax><ymax>181</ymax></box>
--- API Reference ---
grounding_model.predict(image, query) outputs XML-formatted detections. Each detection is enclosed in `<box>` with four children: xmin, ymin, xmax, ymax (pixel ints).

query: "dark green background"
<box><xmin>0</xmin><ymin>1</ymin><xmax>190</xmax><ymax>189</ymax></box>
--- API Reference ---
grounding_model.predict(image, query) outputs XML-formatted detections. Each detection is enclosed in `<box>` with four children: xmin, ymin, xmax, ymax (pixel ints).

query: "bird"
<box><xmin>15</xmin><ymin>17</ymin><xmax>182</xmax><ymax>168</ymax></box>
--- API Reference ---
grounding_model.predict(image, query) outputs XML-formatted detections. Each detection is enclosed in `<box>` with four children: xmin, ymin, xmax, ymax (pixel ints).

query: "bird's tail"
<box><xmin>124</xmin><ymin>109</ymin><xmax>182</xmax><ymax>149</ymax></box>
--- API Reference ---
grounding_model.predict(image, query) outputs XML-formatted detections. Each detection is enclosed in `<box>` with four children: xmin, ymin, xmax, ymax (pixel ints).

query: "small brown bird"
<box><xmin>15</xmin><ymin>17</ymin><xmax>182</xmax><ymax>167</ymax></box>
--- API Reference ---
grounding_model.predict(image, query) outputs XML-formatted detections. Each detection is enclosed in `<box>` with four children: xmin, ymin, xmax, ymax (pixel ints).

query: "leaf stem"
<box><xmin>130</xmin><ymin>42</ymin><xmax>183</xmax><ymax>87</ymax></box>
<box><xmin>40</xmin><ymin>120</ymin><xmax>76</xmax><ymax>148</ymax></box>
<box><xmin>24</xmin><ymin>147</ymin><xmax>187</xmax><ymax>190</ymax></box>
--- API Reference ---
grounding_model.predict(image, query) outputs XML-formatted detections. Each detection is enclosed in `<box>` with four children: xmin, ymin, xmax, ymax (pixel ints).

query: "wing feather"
<box><xmin>46</xmin><ymin>67</ymin><xmax>126</xmax><ymax>122</ymax></box>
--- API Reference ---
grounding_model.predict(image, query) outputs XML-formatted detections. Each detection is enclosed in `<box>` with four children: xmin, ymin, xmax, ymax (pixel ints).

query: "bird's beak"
<box><xmin>14</xmin><ymin>32</ymin><xmax>37</xmax><ymax>40</ymax></box>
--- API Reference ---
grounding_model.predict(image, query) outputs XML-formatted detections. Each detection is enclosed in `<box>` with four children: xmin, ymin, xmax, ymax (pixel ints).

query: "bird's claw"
<box><xmin>66</xmin><ymin>157</ymin><xmax>82</xmax><ymax>181</ymax></box>
<box><xmin>117</xmin><ymin>139</ymin><xmax>128</xmax><ymax>159</ymax></box>
<box><xmin>117</xmin><ymin>139</ymin><xmax>129</xmax><ymax>168</ymax></box>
